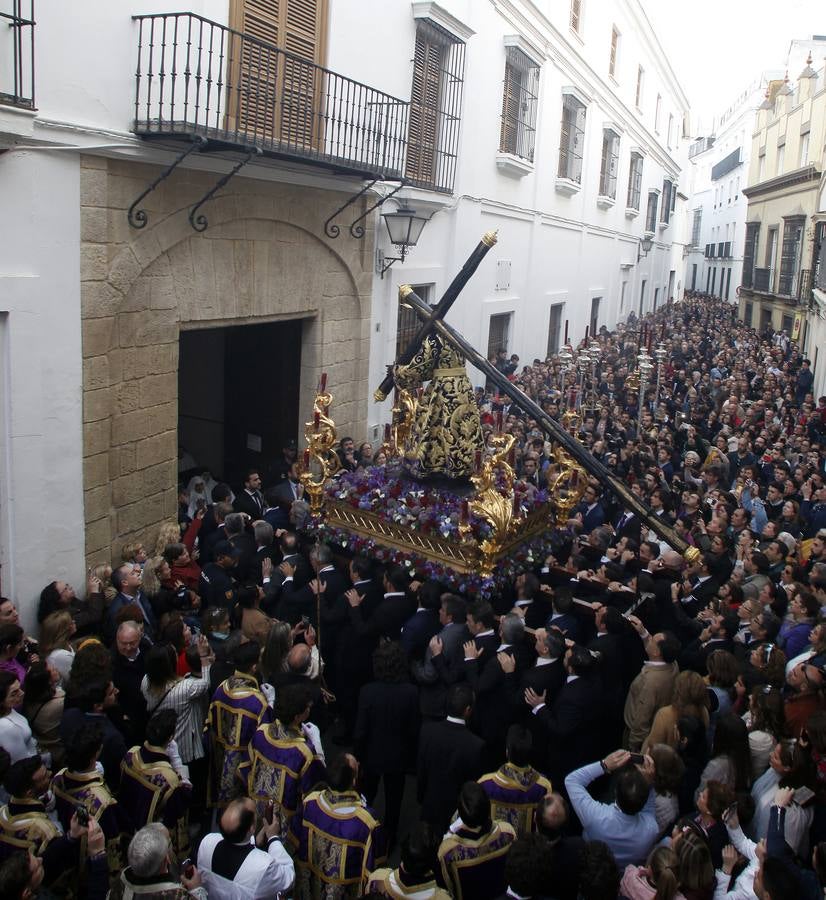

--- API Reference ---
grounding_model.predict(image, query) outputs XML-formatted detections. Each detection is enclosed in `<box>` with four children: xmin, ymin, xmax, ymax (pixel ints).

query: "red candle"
<box><xmin>314</xmin><ymin>411</ymin><xmax>320</xmax><ymax>431</ymax></box>
<box><xmin>564</xmin><ymin>319</ymin><xmax>569</xmax><ymax>343</ymax></box>
<box><xmin>496</xmin><ymin>410</ymin><xmax>503</xmax><ymax>432</ymax></box>
<box><xmin>571</xmin><ymin>469</ymin><xmax>579</xmax><ymax>488</ymax></box>
<box><xmin>384</xmin><ymin>423</ymin><xmax>391</xmax><ymax>440</ymax></box>
<box><xmin>474</xmin><ymin>450</ymin><xmax>482</xmax><ymax>473</ymax></box>
<box><xmin>513</xmin><ymin>493</ymin><xmax>520</xmax><ymax>516</ymax></box>
<box><xmin>460</xmin><ymin>500</ymin><xmax>469</xmax><ymax>523</ymax></box>
<box><xmin>303</xmin><ymin>449</ymin><xmax>310</xmax><ymax>469</ymax></box>
<box><xmin>507</xmin><ymin>446</ymin><xmax>515</xmax><ymax>467</ymax></box>
<box><xmin>319</xmin><ymin>372</ymin><xmax>327</xmax><ymax>392</ymax></box>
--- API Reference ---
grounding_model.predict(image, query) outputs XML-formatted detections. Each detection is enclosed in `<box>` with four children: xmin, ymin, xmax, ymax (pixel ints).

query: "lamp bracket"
<box><xmin>349</xmin><ymin>181</ymin><xmax>406</xmax><ymax>239</ymax></box>
<box><xmin>375</xmin><ymin>248</ymin><xmax>405</xmax><ymax>278</ymax></box>
<box><xmin>324</xmin><ymin>178</ymin><xmax>379</xmax><ymax>239</ymax></box>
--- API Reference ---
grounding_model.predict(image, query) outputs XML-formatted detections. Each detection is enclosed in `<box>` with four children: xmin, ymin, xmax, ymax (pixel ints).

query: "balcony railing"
<box><xmin>132</xmin><ymin>12</ymin><xmax>409</xmax><ymax>180</ymax></box>
<box><xmin>753</xmin><ymin>268</ymin><xmax>772</xmax><ymax>292</ymax></box>
<box><xmin>799</xmin><ymin>269</ymin><xmax>812</xmax><ymax>304</ymax></box>
<box><xmin>1</xmin><ymin>1</ymin><xmax>35</xmax><ymax>109</ymax></box>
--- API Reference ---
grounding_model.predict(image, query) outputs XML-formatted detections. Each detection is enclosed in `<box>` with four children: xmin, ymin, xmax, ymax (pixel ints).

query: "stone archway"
<box><xmin>80</xmin><ymin>157</ymin><xmax>373</xmax><ymax>564</ymax></box>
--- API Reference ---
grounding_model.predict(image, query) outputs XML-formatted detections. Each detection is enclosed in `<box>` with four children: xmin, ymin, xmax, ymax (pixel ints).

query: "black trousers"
<box><xmin>361</xmin><ymin>771</ymin><xmax>406</xmax><ymax>848</ymax></box>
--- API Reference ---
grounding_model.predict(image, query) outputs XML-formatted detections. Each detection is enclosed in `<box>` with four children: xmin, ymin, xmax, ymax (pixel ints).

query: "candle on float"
<box><xmin>460</xmin><ymin>500</ymin><xmax>469</xmax><ymax>523</ymax></box>
<box><xmin>564</xmin><ymin>319</ymin><xmax>569</xmax><ymax>343</ymax></box>
<box><xmin>313</xmin><ymin>411</ymin><xmax>320</xmax><ymax>431</ymax></box>
<box><xmin>384</xmin><ymin>423</ymin><xmax>391</xmax><ymax>440</ymax></box>
<box><xmin>513</xmin><ymin>493</ymin><xmax>520</xmax><ymax>516</ymax></box>
<box><xmin>507</xmin><ymin>446</ymin><xmax>515</xmax><ymax>467</ymax></box>
<box><xmin>303</xmin><ymin>449</ymin><xmax>310</xmax><ymax>469</ymax></box>
<box><xmin>584</xmin><ymin>325</ymin><xmax>589</xmax><ymax>342</ymax></box>
<box><xmin>474</xmin><ymin>449</ymin><xmax>482</xmax><ymax>473</ymax></box>
<box><xmin>571</xmin><ymin>469</ymin><xmax>579</xmax><ymax>487</ymax></box>
<box><xmin>319</xmin><ymin>372</ymin><xmax>327</xmax><ymax>392</ymax></box>
<box><xmin>496</xmin><ymin>410</ymin><xmax>503</xmax><ymax>432</ymax></box>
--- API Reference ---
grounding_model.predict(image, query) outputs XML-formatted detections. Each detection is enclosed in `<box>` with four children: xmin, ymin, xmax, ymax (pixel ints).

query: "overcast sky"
<box><xmin>641</xmin><ymin>0</ymin><xmax>822</xmax><ymax>132</ymax></box>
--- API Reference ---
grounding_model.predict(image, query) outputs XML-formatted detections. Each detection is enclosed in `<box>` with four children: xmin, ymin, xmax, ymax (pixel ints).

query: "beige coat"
<box><xmin>623</xmin><ymin>661</ymin><xmax>678</xmax><ymax>751</ymax></box>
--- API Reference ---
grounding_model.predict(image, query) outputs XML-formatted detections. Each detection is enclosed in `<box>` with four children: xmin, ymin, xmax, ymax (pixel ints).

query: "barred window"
<box><xmin>626</xmin><ymin>152</ymin><xmax>643</xmax><ymax>209</ymax></box>
<box><xmin>660</xmin><ymin>179</ymin><xmax>674</xmax><ymax>224</ymax></box>
<box><xmin>598</xmin><ymin>129</ymin><xmax>620</xmax><ymax>199</ymax></box>
<box><xmin>645</xmin><ymin>191</ymin><xmax>659</xmax><ymax>233</ymax></box>
<box><xmin>570</xmin><ymin>0</ymin><xmax>582</xmax><ymax>33</ymax></box>
<box><xmin>778</xmin><ymin>216</ymin><xmax>804</xmax><ymax>296</ymax></box>
<box><xmin>558</xmin><ymin>93</ymin><xmax>586</xmax><ymax>182</ymax></box>
<box><xmin>499</xmin><ymin>46</ymin><xmax>540</xmax><ymax>161</ymax></box>
<box><xmin>609</xmin><ymin>27</ymin><xmax>619</xmax><ymax>77</ymax></box>
<box><xmin>691</xmin><ymin>209</ymin><xmax>702</xmax><ymax>247</ymax></box>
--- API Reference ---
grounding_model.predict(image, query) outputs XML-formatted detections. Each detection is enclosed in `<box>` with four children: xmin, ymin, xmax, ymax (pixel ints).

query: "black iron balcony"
<box><xmin>798</xmin><ymin>269</ymin><xmax>812</xmax><ymax>304</ymax></box>
<box><xmin>0</xmin><ymin>1</ymin><xmax>35</xmax><ymax>109</ymax></box>
<box><xmin>753</xmin><ymin>268</ymin><xmax>772</xmax><ymax>292</ymax></box>
<box><xmin>132</xmin><ymin>12</ymin><xmax>409</xmax><ymax>180</ymax></box>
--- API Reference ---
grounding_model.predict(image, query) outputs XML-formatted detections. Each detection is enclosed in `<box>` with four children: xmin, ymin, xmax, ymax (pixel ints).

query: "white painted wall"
<box><xmin>0</xmin><ymin>151</ymin><xmax>85</xmax><ymax>630</ymax></box>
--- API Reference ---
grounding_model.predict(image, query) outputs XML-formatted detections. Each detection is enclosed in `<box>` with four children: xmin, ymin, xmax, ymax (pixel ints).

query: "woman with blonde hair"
<box><xmin>643</xmin><ymin>671</ymin><xmax>709</xmax><ymax>751</ymax></box>
<box><xmin>620</xmin><ymin>845</ymin><xmax>685</xmax><ymax>900</ymax></box>
<box><xmin>671</xmin><ymin>821</ymin><xmax>715</xmax><ymax>900</ymax></box>
<box><xmin>39</xmin><ymin>610</ymin><xmax>76</xmax><ymax>687</ymax></box>
<box><xmin>91</xmin><ymin>563</ymin><xmax>117</xmax><ymax>605</ymax></box>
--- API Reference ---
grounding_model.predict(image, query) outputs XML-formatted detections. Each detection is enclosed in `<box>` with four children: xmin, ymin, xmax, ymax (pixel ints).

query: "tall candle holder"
<box><xmin>654</xmin><ymin>343</ymin><xmax>667</xmax><ymax>405</ymax></box>
<box><xmin>299</xmin><ymin>378</ymin><xmax>341</xmax><ymax>514</ymax></box>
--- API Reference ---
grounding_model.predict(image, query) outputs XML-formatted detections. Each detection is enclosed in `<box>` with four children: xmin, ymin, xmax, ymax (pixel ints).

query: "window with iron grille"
<box><xmin>742</xmin><ymin>223</ymin><xmax>758</xmax><ymax>289</ymax></box>
<box><xmin>599</xmin><ymin>129</ymin><xmax>620</xmax><ymax>199</ymax></box>
<box><xmin>499</xmin><ymin>47</ymin><xmax>540</xmax><ymax>161</ymax></box>
<box><xmin>0</xmin><ymin>0</ymin><xmax>35</xmax><ymax>108</ymax></box>
<box><xmin>609</xmin><ymin>27</ymin><xmax>619</xmax><ymax>77</ymax></box>
<box><xmin>396</xmin><ymin>285</ymin><xmax>433</xmax><ymax>357</ymax></box>
<box><xmin>691</xmin><ymin>209</ymin><xmax>702</xmax><ymax>247</ymax></box>
<box><xmin>570</xmin><ymin>0</ymin><xmax>582</xmax><ymax>33</ymax></box>
<box><xmin>558</xmin><ymin>93</ymin><xmax>586</xmax><ymax>182</ymax></box>
<box><xmin>645</xmin><ymin>191</ymin><xmax>659</xmax><ymax>233</ymax></box>
<box><xmin>487</xmin><ymin>313</ymin><xmax>511</xmax><ymax>358</ymax></box>
<box><xmin>660</xmin><ymin>180</ymin><xmax>673</xmax><ymax>224</ymax></box>
<box><xmin>405</xmin><ymin>19</ymin><xmax>466</xmax><ymax>193</ymax></box>
<box><xmin>547</xmin><ymin>304</ymin><xmax>564</xmax><ymax>357</ymax></box>
<box><xmin>626</xmin><ymin>152</ymin><xmax>643</xmax><ymax>209</ymax></box>
<box><xmin>814</xmin><ymin>222</ymin><xmax>826</xmax><ymax>292</ymax></box>
<box><xmin>778</xmin><ymin>216</ymin><xmax>804</xmax><ymax>296</ymax></box>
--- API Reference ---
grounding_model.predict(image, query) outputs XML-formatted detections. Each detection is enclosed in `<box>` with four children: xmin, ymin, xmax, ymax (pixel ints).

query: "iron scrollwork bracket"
<box><xmin>127</xmin><ymin>136</ymin><xmax>207</xmax><ymax>229</ymax></box>
<box><xmin>349</xmin><ymin>180</ymin><xmax>405</xmax><ymax>239</ymax></box>
<box><xmin>188</xmin><ymin>146</ymin><xmax>263</xmax><ymax>233</ymax></box>
<box><xmin>323</xmin><ymin>178</ymin><xmax>378</xmax><ymax>239</ymax></box>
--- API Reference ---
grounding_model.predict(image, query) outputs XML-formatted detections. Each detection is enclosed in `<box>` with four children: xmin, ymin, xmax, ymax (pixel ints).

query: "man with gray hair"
<box><xmin>110</xmin><ymin>823</ymin><xmax>206</xmax><ymax>899</ymax></box>
<box><xmin>463</xmin><ymin>612</ymin><xmax>528</xmax><ymax>764</ymax></box>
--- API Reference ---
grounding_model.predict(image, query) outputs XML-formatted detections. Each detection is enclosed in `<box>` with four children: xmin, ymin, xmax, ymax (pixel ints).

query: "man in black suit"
<box><xmin>613</xmin><ymin>508</ymin><xmax>642</xmax><ymax>545</ymax></box>
<box><xmin>412</xmin><ymin>594</ymin><xmax>470</xmax><ymax>720</ymax></box>
<box><xmin>252</xmin><ymin>520</ymin><xmax>278</xmax><ymax>584</ymax></box>
<box><xmin>271</xmin><ymin>462</ymin><xmax>304</xmax><ymax>508</ymax></box>
<box><xmin>524</xmin><ymin>644</ymin><xmax>602</xmax><ymax>788</ymax></box>
<box><xmin>417</xmin><ymin>683</ymin><xmax>485</xmax><ymax>832</ymax></box>
<box><xmin>262</xmin><ymin>531</ymin><xmax>311</xmax><ymax>613</ymax></box>
<box><xmin>521</xmin><ymin>628</ymin><xmax>566</xmax><ymax>769</ymax></box>
<box><xmin>400</xmin><ymin>581</ymin><xmax>441</xmax><ymax>663</ymax></box>
<box><xmin>224</xmin><ymin>512</ymin><xmax>258</xmax><ymax>584</ymax></box>
<box><xmin>588</xmin><ymin>604</ymin><xmax>628</xmax><ymax>753</ymax></box>
<box><xmin>233</xmin><ymin>468</ymin><xmax>265</xmax><ymax>519</ymax></box>
<box><xmin>200</xmin><ymin>501</ymin><xmax>233</xmax><ymax>565</ymax></box>
<box><xmin>465</xmin><ymin>600</ymin><xmax>499</xmax><ymax>664</ymax></box>
<box><xmin>672</xmin><ymin>552</ymin><xmax>720</xmax><ymax>623</ymax></box>
<box><xmin>512</xmin><ymin>572</ymin><xmax>551</xmax><ymax>630</ymax></box>
<box><xmin>464</xmin><ymin>613</ymin><xmax>529</xmax><ymax>765</ymax></box>
<box><xmin>345</xmin><ymin>565</ymin><xmax>415</xmax><ymax>645</ymax></box>
<box><xmin>536</xmin><ymin>793</ymin><xmax>586</xmax><ymax>900</ymax></box>
<box><xmin>277</xmin><ymin>543</ymin><xmax>348</xmax><ymax>636</ymax></box>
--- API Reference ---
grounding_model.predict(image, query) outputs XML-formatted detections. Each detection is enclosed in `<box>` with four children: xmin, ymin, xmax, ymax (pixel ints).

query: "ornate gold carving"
<box><xmin>399</xmin><ymin>284</ymin><xmax>414</xmax><ymax>300</ymax></box>
<box><xmin>373</xmin><ymin>388</ymin><xmax>387</xmax><ymax>403</ymax></box>
<box><xmin>683</xmin><ymin>546</ymin><xmax>701</xmax><ymax>565</ymax></box>
<box><xmin>469</xmin><ymin>433</ymin><xmax>519</xmax><ymax>578</ymax></box>
<box><xmin>481</xmin><ymin>230</ymin><xmax>499</xmax><ymax>247</ymax></box>
<box><xmin>299</xmin><ymin>387</ymin><xmax>341</xmax><ymax>514</ymax></box>
<box><xmin>547</xmin><ymin>444</ymin><xmax>588</xmax><ymax>527</ymax></box>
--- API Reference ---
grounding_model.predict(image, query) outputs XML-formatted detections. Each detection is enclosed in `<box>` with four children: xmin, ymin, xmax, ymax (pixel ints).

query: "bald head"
<box><xmin>116</xmin><ymin>622</ymin><xmax>142</xmax><ymax>659</ymax></box>
<box><xmin>287</xmin><ymin>643</ymin><xmax>311</xmax><ymax>674</ymax></box>
<box><xmin>662</xmin><ymin>551</ymin><xmax>684</xmax><ymax>570</ymax></box>
<box><xmin>219</xmin><ymin>798</ymin><xmax>256</xmax><ymax>843</ymax></box>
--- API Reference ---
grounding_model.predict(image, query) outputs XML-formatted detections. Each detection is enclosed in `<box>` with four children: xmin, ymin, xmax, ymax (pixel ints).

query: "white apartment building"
<box><xmin>0</xmin><ymin>0</ymin><xmax>689</xmax><ymax>624</ymax></box>
<box><xmin>683</xmin><ymin>76</ymin><xmax>777</xmax><ymax>303</ymax></box>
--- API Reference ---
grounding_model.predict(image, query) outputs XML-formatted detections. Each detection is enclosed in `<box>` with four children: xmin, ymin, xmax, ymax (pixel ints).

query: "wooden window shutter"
<box><xmin>500</xmin><ymin>61</ymin><xmax>520</xmax><ymax>154</ymax></box>
<box><xmin>227</xmin><ymin>0</ymin><xmax>327</xmax><ymax>147</ymax></box>
<box><xmin>406</xmin><ymin>29</ymin><xmax>443</xmax><ymax>184</ymax></box>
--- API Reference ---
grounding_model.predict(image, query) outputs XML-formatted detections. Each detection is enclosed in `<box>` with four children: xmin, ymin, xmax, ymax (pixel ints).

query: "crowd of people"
<box><xmin>0</xmin><ymin>292</ymin><xmax>825</xmax><ymax>899</ymax></box>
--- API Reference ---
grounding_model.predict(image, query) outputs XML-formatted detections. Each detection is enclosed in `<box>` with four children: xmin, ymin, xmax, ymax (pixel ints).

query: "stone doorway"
<box><xmin>178</xmin><ymin>319</ymin><xmax>303</xmax><ymax>491</ymax></box>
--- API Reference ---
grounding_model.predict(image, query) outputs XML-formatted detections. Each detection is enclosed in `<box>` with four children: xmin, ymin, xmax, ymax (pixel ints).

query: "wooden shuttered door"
<box><xmin>227</xmin><ymin>0</ymin><xmax>327</xmax><ymax>148</ymax></box>
<box><xmin>405</xmin><ymin>28</ymin><xmax>444</xmax><ymax>185</ymax></box>
<box><xmin>500</xmin><ymin>62</ymin><xmax>520</xmax><ymax>155</ymax></box>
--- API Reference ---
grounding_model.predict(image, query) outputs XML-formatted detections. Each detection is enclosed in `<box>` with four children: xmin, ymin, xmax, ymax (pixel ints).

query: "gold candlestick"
<box><xmin>299</xmin><ymin>386</ymin><xmax>341</xmax><ymax>514</ymax></box>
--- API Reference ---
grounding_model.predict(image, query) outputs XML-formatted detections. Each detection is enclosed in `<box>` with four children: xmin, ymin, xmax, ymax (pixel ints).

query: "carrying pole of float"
<box><xmin>402</xmin><ymin>288</ymin><xmax>698</xmax><ymax>562</ymax></box>
<box><xmin>373</xmin><ymin>231</ymin><xmax>498</xmax><ymax>402</ymax></box>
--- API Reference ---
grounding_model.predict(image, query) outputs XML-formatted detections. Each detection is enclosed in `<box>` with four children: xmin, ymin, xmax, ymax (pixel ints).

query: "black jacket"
<box><xmin>417</xmin><ymin>719</ymin><xmax>484</xmax><ymax>830</ymax></box>
<box><xmin>354</xmin><ymin>681</ymin><xmax>420</xmax><ymax>775</ymax></box>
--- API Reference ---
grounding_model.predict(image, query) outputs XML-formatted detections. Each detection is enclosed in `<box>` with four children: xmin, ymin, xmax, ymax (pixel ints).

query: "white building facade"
<box><xmin>0</xmin><ymin>0</ymin><xmax>689</xmax><ymax>625</ymax></box>
<box><xmin>683</xmin><ymin>77</ymin><xmax>775</xmax><ymax>303</ymax></box>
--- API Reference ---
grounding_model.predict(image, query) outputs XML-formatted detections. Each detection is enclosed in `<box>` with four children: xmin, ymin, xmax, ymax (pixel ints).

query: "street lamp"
<box><xmin>376</xmin><ymin>205</ymin><xmax>429</xmax><ymax>278</ymax></box>
<box><xmin>637</xmin><ymin>235</ymin><xmax>654</xmax><ymax>262</ymax></box>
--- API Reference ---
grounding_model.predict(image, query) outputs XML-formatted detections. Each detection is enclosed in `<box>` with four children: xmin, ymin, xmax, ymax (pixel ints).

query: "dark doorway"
<box><xmin>178</xmin><ymin>320</ymin><xmax>303</xmax><ymax>491</ymax></box>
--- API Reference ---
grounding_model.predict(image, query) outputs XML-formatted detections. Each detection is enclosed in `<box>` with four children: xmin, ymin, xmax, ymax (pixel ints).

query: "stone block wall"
<box><xmin>80</xmin><ymin>154</ymin><xmax>374</xmax><ymax>565</ymax></box>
